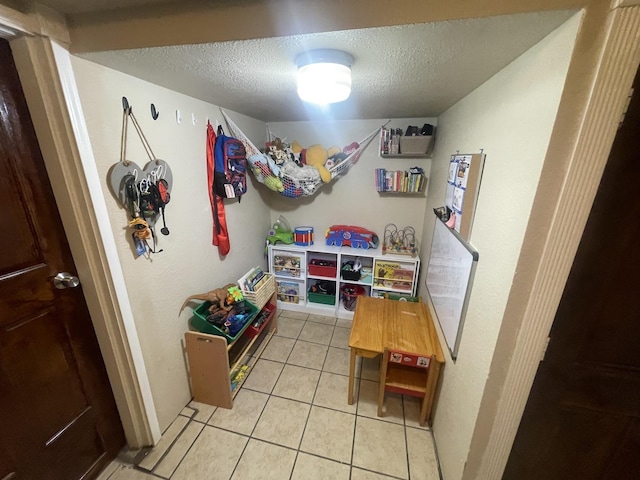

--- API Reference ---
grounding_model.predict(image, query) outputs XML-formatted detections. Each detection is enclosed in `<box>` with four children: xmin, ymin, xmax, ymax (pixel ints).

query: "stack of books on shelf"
<box><xmin>238</xmin><ymin>266</ymin><xmax>269</xmax><ymax>292</ymax></box>
<box><xmin>375</xmin><ymin>167</ymin><xmax>426</xmax><ymax>193</ymax></box>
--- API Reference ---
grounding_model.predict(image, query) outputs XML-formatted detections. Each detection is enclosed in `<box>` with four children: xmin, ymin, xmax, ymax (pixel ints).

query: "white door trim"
<box><xmin>464</xmin><ymin>3</ymin><xmax>640</xmax><ymax>479</ymax></box>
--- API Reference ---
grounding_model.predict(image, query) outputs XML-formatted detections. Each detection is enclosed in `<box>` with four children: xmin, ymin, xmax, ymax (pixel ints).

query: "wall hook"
<box><xmin>151</xmin><ymin>103</ymin><xmax>159</xmax><ymax>120</ymax></box>
<box><xmin>122</xmin><ymin>96</ymin><xmax>131</xmax><ymax>114</ymax></box>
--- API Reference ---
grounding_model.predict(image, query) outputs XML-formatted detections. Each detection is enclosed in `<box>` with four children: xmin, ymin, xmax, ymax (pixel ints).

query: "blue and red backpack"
<box><xmin>214</xmin><ymin>126</ymin><xmax>247</xmax><ymax>201</ymax></box>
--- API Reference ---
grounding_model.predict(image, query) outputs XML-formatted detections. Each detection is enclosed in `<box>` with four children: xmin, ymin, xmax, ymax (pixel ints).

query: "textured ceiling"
<box><xmin>17</xmin><ymin>1</ymin><xmax>576</xmax><ymax>122</ymax></box>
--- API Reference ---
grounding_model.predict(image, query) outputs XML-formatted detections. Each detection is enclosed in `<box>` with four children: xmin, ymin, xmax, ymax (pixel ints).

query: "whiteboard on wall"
<box><xmin>426</xmin><ymin>215</ymin><xmax>479</xmax><ymax>359</ymax></box>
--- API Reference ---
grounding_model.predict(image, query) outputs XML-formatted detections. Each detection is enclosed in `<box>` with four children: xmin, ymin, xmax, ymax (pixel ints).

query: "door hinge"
<box><xmin>540</xmin><ymin>336</ymin><xmax>551</xmax><ymax>362</ymax></box>
<box><xmin>618</xmin><ymin>87</ymin><xmax>634</xmax><ymax>129</ymax></box>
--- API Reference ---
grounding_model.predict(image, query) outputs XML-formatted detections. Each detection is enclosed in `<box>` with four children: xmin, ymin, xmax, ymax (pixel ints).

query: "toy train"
<box><xmin>325</xmin><ymin>225</ymin><xmax>379</xmax><ymax>249</ymax></box>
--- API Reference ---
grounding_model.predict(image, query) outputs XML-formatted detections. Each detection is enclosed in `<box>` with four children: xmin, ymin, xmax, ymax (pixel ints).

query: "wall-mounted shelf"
<box><xmin>380</xmin><ymin>153</ymin><xmax>431</xmax><ymax>159</ymax></box>
<box><xmin>379</xmin><ymin>125</ymin><xmax>434</xmax><ymax>158</ymax></box>
<box><xmin>375</xmin><ymin>167</ymin><xmax>427</xmax><ymax>194</ymax></box>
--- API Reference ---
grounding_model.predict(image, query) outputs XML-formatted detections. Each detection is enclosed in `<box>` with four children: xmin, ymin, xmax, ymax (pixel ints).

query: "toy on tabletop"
<box><xmin>382</xmin><ymin>224</ymin><xmax>418</xmax><ymax>257</ymax></box>
<box><xmin>325</xmin><ymin>225</ymin><xmax>379</xmax><ymax>249</ymax></box>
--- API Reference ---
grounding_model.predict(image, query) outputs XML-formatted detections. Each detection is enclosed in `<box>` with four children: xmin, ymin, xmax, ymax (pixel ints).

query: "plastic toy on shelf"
<box><xmin>325</xmin><ymin>225</ymin><xmax>379</xmax><ymax>249</ymax></box>
<box><xmin>382</xmin><ymin>224</ymin><xmax>418</xmax><ymax>257</ymax></box>
<box><xmin>266</xmin><ymin>215</ymin><xmax>294</xmax><ymax>249</ymax></box>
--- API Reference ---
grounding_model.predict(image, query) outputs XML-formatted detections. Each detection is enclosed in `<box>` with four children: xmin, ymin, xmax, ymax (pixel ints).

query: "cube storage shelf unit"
<box><xmin>184</xmin><ymin>279</ymin><xmax>277</xmax><ymax>409</ymax></box>
<box><xmin>268</xmin><ymin>243</ymin><xmax>420</xmax><ymax>320</ymax></box>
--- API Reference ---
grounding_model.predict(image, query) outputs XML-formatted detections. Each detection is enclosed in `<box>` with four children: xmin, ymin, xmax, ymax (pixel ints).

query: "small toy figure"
<box><xmin>180</xmin><ymin>283</ymin><xmax>237</xmax><ymax>313</ymax></box>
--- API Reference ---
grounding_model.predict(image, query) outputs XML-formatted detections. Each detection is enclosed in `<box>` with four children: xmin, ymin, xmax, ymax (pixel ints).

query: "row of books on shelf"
<box><xmin>375</xmin><ymin>167</ymin><xmax>426</xmax><ymax>193</ymax></box>
<box><xmin>238</xmin><ymin>266</ymin><xmax>269</xmax><ymax>292</ymax></box>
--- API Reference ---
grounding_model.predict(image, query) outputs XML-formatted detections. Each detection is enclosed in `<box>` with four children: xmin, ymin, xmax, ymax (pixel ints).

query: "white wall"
<box><xmin>265</xmin><ymin>118</ymin><xmax>436</xmax><ymax>244</ymax></box>
<box><xmin>417</xmin><ymin>14</ymin><xmax>581</xmax><ymax>480</ymax></box>
<box><xmin>71</xmin><ymin>57</ymin><xmax>272</xmax><ymax>430</ymax></box>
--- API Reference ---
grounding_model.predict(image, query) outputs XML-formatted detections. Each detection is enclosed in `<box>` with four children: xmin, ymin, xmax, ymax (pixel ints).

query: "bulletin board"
<box><xmin>426</xmin><ymin>214</ymin><xmax>479</xmax><ymax>359</ymax></box>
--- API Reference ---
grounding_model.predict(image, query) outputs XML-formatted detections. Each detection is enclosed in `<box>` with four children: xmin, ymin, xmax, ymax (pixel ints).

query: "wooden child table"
<box><xmin>347</xmin><ymin>296</ymin><xmax>445</xmax><ymax>424</ymax></box>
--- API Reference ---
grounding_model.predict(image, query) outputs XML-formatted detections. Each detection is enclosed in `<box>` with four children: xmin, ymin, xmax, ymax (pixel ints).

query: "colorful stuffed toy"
<box><xmin>306</xmin><ymin>144</ymin><xmax>340</xmax><ymax>183</ymax></box>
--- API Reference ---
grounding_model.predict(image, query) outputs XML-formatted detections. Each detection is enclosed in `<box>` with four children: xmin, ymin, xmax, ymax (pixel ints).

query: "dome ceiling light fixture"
<box><xmin>296</xmin><ymin>49</ymin><xmax>354</xmax><ymax>105</ymax></box>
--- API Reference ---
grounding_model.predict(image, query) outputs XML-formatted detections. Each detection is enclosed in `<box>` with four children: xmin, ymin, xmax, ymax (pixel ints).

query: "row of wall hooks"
<box><xmin>122</xmin><ymin>96</ymin><xmax>216</xmax><ymax>126</ymax></box>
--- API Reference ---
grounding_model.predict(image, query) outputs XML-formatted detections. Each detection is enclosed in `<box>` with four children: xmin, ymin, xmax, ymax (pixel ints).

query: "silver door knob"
<box><xmin>53</xmin><ymin>272</ymin><xmax>80</xmax><ymax>289</ymax></box>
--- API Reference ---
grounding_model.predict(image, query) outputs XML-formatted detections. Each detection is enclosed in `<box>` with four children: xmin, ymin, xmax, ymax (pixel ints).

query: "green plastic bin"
<box><xmin>307</xmin><ymin>292</ymin><xmax>336</xmax><ymax>305</ymax></box>
<box><xmin>191</xmin><ymin>301</ymin><xmax>258</xmax><ymax>342</ymax></box>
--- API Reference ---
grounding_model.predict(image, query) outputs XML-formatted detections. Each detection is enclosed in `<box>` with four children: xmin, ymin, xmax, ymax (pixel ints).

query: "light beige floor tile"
<box><xmin>171</xmin><ymin>426</ymin><xmax>247</xmax><ymax>480</ymax></box>
<box><xmin>241</xmin><ymin>358</ymin><xmax>284</xmax><ymax>393</ymax></box>
<box><xmin>138</xmin><ymin>415</ymin><xmax>188</xmax><ymax>471</ymax></box>
<box><xmin>260</xmin><ymin>335</ymin><xmax>296</xmax><ymax>362</ymax></box>
<box><xmin>231</xmin><ymin>439</ymin><xmax>297</xmax><ymax>480</ymax></box>
<box><xmin>279</xmin><ymin>309</ymin><xmax>309</xmax><ymax>320</ymax></box>
<box><xmin>272</xmin><ymin>364</ymin><xmax>321</xmax><ymax>403</ymax></box>
<box><xmin>403</xmin><ymin>396</ymin><xmax>429</xmax><ymax>429</ymax></box>
<box><xmin>188</xmin><ymin>400</ymin><xmax>217</xmax><ymax>423</ymax></box>
<box><xmin>287</xmin><ymin>340</ymin><xmax>328</xmax><ymax>369</ymax></box>
<box><xmin>406</xmin><ymin>427</ymin><xmax>440</xmax><ymax>480</ymax></box>
<box><xmin>307</xmin><ymin>313</ymin><xmax>337</xmax><ymax>325</ymax></box>
<box><xmin>96</xmin><ymin>460</ymin><xmax>124</xmax><ymax>480</ymax></box>
<box><xmin>300</xmin><ymin>406</ymin><xmax>355</xmax><ymax>463</ymax></box>
<box><xmin>350</xmin><ymin>467</ymin><xmax>397</xmax><ymax>479</ymax></box>
<box><xmin>353</xmin><ymin>416</ymin><xmax>408</xmax><ymax>479</ymax></box>
<box><xmin>298</xmin><ymin>321</ymin><xmax>334</xmax><ymax>345</ymax></box>
<box><xmin>252</xmin><ymin>396</ymin><xmax>310</xmax><ymax>449</ymax></box>
<box><xmin>323</xmin><ymin>346</ymin><xmax>351</xmax><ymax>376</ymax></box>
<box><xmin>208</xmin><ymin>388</ymin><xmax>269</xmax><ymax>435</ymax></box>
<box><xmin>275</xmin><ymin>316</ymin><xmax>305</xmax><ymax>338</ymax></box>
<box><xmin>106</xmin><ymin>465</ymin><xmax>156</xmax><ymax>480</ymax></box>
<box><xmin>360</xmin><ymin>355</ymin><xmax>381</xmax><ymax>381</ymax></box>
<box><xmin>314</xmin><ymin>372</ymin><xmax>357</xmax><ymax>414</ymax></box>
<box><xmin>358</xmin><ymin>379</ymin><xmax>404</xmax><ymax>425</ymax></box>
<box><xmin>336</xmin><ymin>318</ymin><xmax>353</xmax><ymax>329</ymax></box>
<box><xmin>154</xmin><ymin>421</ymin><xmax>204</xmax><ymax>478</ymax></box>
<box><xmin>330</xmin><ymin>326</ymin><xmax>351</xmax><ymax>349</ymax></box>
<box><xmin>292</xmin><ymin>452</ymin><xmax>350</xmax><ymax>480</ymax></box>
<box><xmin>179</xmin><ymin>406</ymin><xmax>195</xmax><ymax>418</ymax></box>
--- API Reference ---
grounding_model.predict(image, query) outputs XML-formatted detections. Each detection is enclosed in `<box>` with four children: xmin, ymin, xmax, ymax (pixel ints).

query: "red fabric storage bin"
<box><xmin>308</xmin><ymin>259</ymin><xmax>337</xmax><ymax>277</ymax></box>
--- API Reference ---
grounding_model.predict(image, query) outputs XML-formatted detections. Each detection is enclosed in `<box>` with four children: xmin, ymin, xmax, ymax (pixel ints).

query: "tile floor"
<box><xmin>98</xmin><ymin>310</ymin><xmax>442</xmax><ymax>480</ymax></box>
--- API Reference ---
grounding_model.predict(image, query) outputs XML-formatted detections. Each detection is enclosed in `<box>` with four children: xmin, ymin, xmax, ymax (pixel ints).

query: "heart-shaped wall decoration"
<box><xmin>108</xmin><ymin>161</ymin><xmax>142</xmax><ymax>207</ymax></box>
<box><xmin>141</xmin><ymin>159</ymin><xmax>173</xmax><ymax>194</ymax></box>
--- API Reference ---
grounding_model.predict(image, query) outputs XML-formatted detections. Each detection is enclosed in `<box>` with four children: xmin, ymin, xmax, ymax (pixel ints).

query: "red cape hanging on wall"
<box><xmin>207</xmin><ymin>122</ymin><xmax>230</xmax><ymax>255</ymax></box>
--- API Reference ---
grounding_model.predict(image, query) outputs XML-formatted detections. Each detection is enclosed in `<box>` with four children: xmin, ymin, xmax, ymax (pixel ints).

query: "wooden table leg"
<box><xmin>348</xmin><ymin>348</ymin><xmax>356</xmax><ymax>405</ymax></box>
<box><xmin>421</xmin><ymin>360</ymin><xmax>442</xmax><ymax>426</ymax></box>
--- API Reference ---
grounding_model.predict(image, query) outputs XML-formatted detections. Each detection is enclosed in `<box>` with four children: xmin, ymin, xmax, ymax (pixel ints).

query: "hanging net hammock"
<box><xmin>221</xmin><ymin>110</ymin><xmax>381</xmax><ymax>199</ymax></box>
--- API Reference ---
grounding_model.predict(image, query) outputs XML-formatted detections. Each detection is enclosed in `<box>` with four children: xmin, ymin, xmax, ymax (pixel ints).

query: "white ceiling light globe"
<box><xmin>296</xmin><ymin>50</ymin><xmax>353</xmax><ymax>105</ymax></box>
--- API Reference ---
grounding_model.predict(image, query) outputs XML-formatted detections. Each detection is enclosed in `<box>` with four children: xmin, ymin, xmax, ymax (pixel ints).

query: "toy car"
<box><xmin>325</xmin><ymin>225</ymin><xmax>379</xmax><ymax>249</ymax></box>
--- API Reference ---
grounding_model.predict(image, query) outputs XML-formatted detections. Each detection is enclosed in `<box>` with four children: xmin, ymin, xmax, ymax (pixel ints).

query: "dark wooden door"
<box><xmin>0</xmin><ymin>39</ymin><xmax>125</xmax><ymax>479</ymax></box>
<box><xmin>504</xmin><ymin>68</ymin><xmax>640</xmax><ymax>479</ymax></box>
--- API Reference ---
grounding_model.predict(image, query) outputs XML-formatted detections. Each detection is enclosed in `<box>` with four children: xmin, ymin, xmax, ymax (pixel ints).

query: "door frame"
<box><xmin>1</xmin><ymin>0</ymin><xmax>638</xmax><ymax>467</ymax></box>
<box><xmin>0</xmin><ymin>7</ymin><xmax>160</xmax><ymax>448</ymax></box>
<box><xmin>465</xmin><ymin>1</ymin><xmax>640</xmax><ymax>478</ymax></box>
